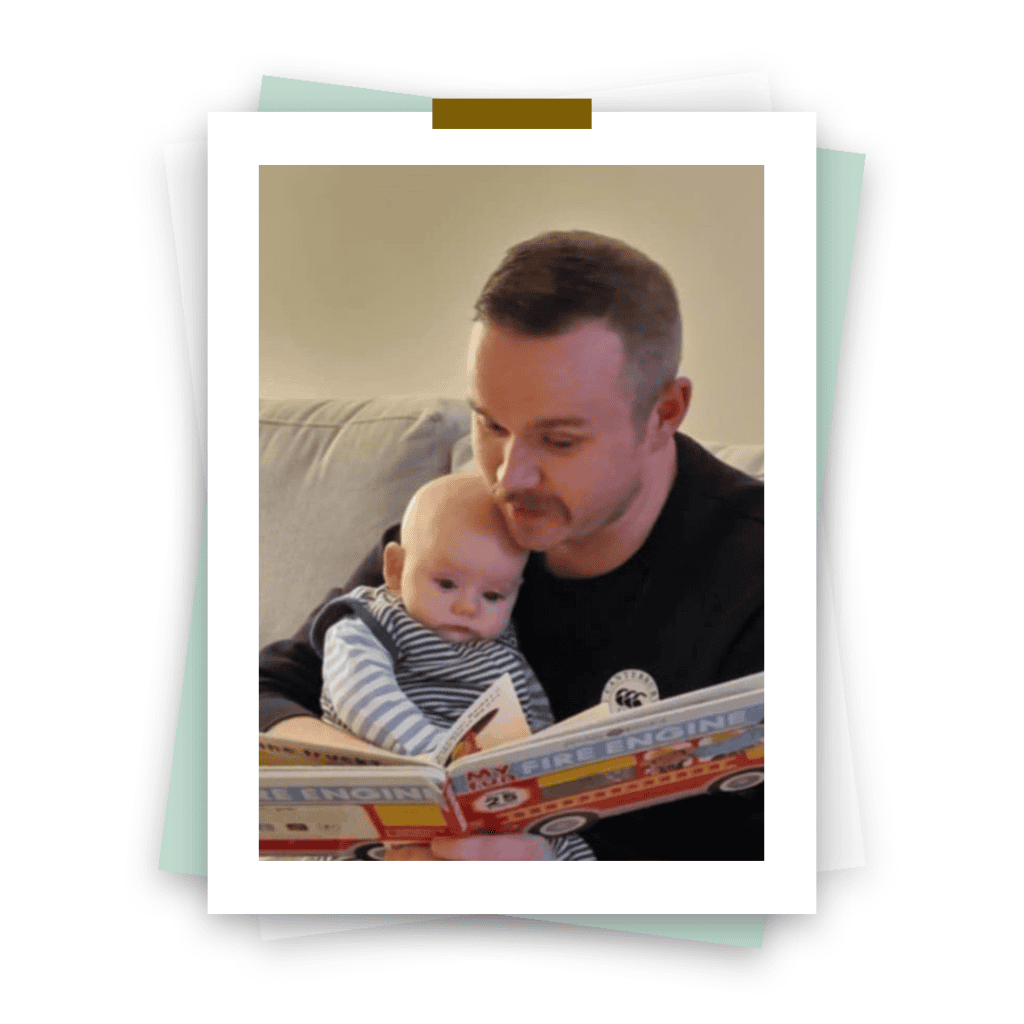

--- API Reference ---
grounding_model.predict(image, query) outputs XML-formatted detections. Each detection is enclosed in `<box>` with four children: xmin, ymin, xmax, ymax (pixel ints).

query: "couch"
<box><xmin>259</xmin><ymin>395</ymin><xmax>764</xmax><ymax>652</ymax></box>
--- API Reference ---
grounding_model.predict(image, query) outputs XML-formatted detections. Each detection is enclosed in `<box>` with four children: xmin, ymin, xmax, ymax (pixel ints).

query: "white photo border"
<box><xmin>208</xmin><ymin>111</ymin><xmax>817</xmax><ymax>914</ymax></box>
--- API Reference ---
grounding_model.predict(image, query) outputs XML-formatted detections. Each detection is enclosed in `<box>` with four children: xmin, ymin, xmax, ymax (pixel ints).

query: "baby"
<box><xmin>314</xmin><ymin>472</ymin><xmax>593</xmax><ymax>861</ymax></box>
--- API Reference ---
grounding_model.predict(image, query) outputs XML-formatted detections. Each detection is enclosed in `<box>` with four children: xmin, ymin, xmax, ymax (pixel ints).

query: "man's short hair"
<box><xmin>473</xmin><ymin>230</ymin><xmax>682</xmax><ymax>427</ymax></box>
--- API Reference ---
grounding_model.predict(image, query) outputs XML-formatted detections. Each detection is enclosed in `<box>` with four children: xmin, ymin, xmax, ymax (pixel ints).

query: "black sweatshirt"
<box><xmin>260</xmin><ymin>433</ymin><xmax>764</xmax><ymax>860</ymax></box>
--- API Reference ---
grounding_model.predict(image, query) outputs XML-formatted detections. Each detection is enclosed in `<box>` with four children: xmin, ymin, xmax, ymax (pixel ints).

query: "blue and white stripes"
<box><xmin>318</xmin><ymin>586</ymin><xmax>594</xmax><ymax>862</ymax></box>
<box><xmin>319</xmin><ymin>586</ymin><xmax>556</xmax><ymax>752</ymax></box>
<box><xmin>321</xmin><ymin>615</ymin><xmax>448</xmax><ymax>756</ymax></box>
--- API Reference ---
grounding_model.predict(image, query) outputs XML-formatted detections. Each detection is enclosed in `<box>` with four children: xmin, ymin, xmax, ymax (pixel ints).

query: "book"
<box><xmin>259</xmin><ymin>671</ymin><xmax>764</xmax><ymax>859</ymax></box>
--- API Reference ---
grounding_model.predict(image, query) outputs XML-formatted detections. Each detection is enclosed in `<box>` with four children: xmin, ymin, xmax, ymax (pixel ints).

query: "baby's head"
<box><xmin>383</xmin><ymin>473</ymin><xmax>528</xmax><ymax>643</ymax></box>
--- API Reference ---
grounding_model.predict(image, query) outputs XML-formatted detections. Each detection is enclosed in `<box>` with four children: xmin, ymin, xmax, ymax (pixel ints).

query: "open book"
<box><xmin>260</xmin><ymin>672</ymin><xmax>764</xmax><ymax>859</ymax></box>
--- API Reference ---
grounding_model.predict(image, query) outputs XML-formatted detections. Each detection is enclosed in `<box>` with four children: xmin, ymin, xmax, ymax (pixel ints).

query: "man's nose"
<box><xmin>451</xmin><ymin>592</ymin><xmax>478</xmax><ymax>618</ymax></box>
<box><xmin>497</xmin><ymin>441</ymin><xmax>541</xmax><ymax>491</ymax></box>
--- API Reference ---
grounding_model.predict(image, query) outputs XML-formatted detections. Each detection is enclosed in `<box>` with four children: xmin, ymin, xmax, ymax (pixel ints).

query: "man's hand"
<box><xmin>265</xmin><ymin>715</ymin><xmax>356</xmax><ymax>746</ymax></box>
<box><xmin>384</xmin><ymin>836</ymin><xmax>554</xmax><ymax>861</ymax></box>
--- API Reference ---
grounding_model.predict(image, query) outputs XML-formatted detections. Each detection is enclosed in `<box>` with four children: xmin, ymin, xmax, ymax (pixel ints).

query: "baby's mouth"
<box><xmin>441</xmin><ymin>626</ymin><xmax>477</xmax><ymax>641</ymax></box>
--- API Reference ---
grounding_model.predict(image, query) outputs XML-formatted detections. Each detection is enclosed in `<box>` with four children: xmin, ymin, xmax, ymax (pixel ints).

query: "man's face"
<box><xmin>468</xmin><ymin>319</ymin><xmax>652</xmax><ymax>554</ymax></box>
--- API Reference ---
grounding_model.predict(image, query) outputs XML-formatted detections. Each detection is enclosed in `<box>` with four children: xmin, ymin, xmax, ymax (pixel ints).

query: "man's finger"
<box><xmin>383</xmin><ymin>843</ymin><xmax>437</xmax><ymax>861</ymax></box>
<box><xmin>430</xmin><ymin>835</ymin><xmax>554</xmax><ymax>860</ymax></box>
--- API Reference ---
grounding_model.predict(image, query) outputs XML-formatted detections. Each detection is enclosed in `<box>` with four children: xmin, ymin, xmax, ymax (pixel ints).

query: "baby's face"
<box><xmin>399</xmin><ymin>526</ymin><xmax>525</xmax><ymax>643</ymax></box>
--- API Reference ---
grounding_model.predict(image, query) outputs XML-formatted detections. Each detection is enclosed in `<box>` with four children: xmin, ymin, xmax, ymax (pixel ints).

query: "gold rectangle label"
<box><xmin>432</xmin><ymin>98</ymin><xmax>591</xmax><ymax>129</ymax></box>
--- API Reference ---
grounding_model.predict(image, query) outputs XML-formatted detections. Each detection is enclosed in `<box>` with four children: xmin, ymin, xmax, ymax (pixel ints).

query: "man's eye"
<box><xmin>436</xmin><ymin>579</ymin><xmax>456</xmax><ymax>590</ymax></box>
<box><xmin>476</xmin><ymin>413</ymin><xmax>507</xmax><ymax>435</ymax></box>
<box><xmin>545</xmin><ymin>436</ymin><xmax>578</xmax><ymax>450</ymax></box>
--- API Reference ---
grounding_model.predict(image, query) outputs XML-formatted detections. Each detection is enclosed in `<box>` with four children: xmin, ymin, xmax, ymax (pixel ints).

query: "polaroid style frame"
<box><xmin>207</xmin><ymin>111</ymin><xmax>817</xmax><ymax>915</ymax></box>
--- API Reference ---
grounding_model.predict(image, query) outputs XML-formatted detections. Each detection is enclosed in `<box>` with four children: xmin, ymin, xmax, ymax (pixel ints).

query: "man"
<box><xmin>260</xmin><ymin>230</ymin><xmax>764</xmax><ymax>860</ymax></box>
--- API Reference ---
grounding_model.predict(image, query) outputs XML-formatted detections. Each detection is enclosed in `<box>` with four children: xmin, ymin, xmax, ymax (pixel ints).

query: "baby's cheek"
<box><xmin>492</xmin><ymin>608</ymin><xmax>514</xmax><ymax>637</ymax></box>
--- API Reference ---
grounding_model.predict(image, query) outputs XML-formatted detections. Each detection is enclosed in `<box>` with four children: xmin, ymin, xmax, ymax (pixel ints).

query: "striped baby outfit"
<box><xmin>314</xmin><ymin>585</ymin><xmax>594</xmax><ymax>861</ymax></box>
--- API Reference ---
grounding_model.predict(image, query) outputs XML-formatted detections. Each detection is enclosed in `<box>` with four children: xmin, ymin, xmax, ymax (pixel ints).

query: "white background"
<box><xmin>4</xmin><ymin>2</ymin><xmax>1019</xmax><ymax>1021</ymax></box>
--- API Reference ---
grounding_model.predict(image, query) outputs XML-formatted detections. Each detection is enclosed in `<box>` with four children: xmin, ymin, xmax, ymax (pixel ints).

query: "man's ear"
<box><xmin>382</xmin><ymin>542</ymin><xmax>405</xmax><ymax>594</ymax></box>
<box><xmin>647</xmin><ymin>377</ymin><xmax>692</xmax><ymax>448</ymax></box>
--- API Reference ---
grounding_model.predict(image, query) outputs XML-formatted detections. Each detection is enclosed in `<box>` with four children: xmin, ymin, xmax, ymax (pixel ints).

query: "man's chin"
<box><xmin>504</xmin><ymin>512</ymin><xmax>567</xmax><ymax>552</ymax></box>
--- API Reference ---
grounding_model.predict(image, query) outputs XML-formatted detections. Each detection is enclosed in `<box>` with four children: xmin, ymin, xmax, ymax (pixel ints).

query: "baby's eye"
<box><xmin>435</xmin><ymin>579</ymin><xmax>457</xmax><ymax>590</ymax></box>
<box><xmin>482</xmin><ymin>591</ymin><xmax>507</xmax><ymax>603</ymax></box>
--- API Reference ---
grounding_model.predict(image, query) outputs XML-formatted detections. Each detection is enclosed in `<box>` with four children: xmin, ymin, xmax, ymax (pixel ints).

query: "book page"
<box><xmin>533</xmin><ymin>702</ymin><xmax>611</xmax><ymax>738</ymax></box>
<box><xmin>531</xmin><ymin>672</ymin><xmax>763</xmax><ymax>743</ymax></box>
<box><xmin>452</xmin><ymin>681</ymin><xmax>765</xmax><ymax>773</ymax></box>
<box><xmin>259</xmin><ymin>723</ymin><xmax>427</xmax><ymax>769</ymax></box>
<box><xmin>434</xmin><ymin>673</ymin><xmax>532</xmax><ymax>767</ymax></box>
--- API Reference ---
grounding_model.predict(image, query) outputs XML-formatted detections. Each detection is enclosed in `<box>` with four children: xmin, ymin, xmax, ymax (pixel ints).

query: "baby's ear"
<box><xmin>382</xmin><ymin>541</ymin><xmax>405</xmax><ymax>593</ymax></box>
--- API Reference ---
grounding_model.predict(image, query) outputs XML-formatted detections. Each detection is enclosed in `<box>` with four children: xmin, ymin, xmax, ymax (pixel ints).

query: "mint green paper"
<box><xmin>161</xmin><ymin>77</ymin><xmax>864</xmax><ymax>950</ymax></box>
<box><xmin>160</xmin><ymin>512</ymin><xmax>207</xmax><ymax>873</ymax></box>
<box><xmin>259</xmin><ymin>75</ymin><xmax>431</xmax><ymax>112</ymax></box>
<box><xmin>514</xmin><ymin>915</ymin><xmax>766</xmax><ymax>946</ymax></box>
<box><xmin>817</xmin><ymin>149</ymin><xmax>865</xmax><ymax>506</ymax></box>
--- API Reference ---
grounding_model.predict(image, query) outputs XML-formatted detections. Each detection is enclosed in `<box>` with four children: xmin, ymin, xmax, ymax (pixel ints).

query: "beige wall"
<box><xmin>260</xmin><ymin>165</ymin><xmax>763</xmax><ymax>444</ymax></box>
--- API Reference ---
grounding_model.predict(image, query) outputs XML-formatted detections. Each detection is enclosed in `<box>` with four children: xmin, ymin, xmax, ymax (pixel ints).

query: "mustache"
<box><xmin>491</xmin><ymin>487</ymin><xmax>565</xmax><ymax>515</ymax></box>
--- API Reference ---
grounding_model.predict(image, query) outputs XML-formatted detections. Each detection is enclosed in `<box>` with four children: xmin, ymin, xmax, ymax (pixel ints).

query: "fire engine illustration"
<box><xmin>259</xmin><ymin>717</ymin><xmax>764</xmax><ymax>856</ymax></box>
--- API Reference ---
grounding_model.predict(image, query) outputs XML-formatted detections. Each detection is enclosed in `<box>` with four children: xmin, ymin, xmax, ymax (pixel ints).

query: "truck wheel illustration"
<box><xmin>710</xmin><ymin>769</ymin><xmax>765</xmax><ymax>794</ymax></box>
<box><xmin>527</xmin><ymin>810</ymin><xmax>600</xmax><ymax>837</ymax></box>
<box><xmin>351</xmin><ymin>842</ymin><xmax>387</xmax><ymax>860</ymax></box>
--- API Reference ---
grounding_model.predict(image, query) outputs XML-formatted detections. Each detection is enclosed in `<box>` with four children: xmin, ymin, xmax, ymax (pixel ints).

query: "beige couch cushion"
<box><xmin>260</xmin><ymin>396</ymin><xmax>470</xmax><ymax>648</ymax></box>
<box><xmin>700</xmin><ymin>441</ymin><xmax>764</xmax><ymax>481</ymax></box>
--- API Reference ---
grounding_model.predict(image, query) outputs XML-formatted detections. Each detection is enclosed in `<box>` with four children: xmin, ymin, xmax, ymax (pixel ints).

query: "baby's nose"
<box><xmin>451</xmin><ymin>593</ymin><xmax>478</xmax><ymax>617</ymax></box>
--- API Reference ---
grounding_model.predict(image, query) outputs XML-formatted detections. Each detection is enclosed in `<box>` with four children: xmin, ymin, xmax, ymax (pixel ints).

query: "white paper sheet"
<box><xmin>163</xmin><ymin>69</ymin><xmax>862</xmax><ymax>940</ymax></box>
